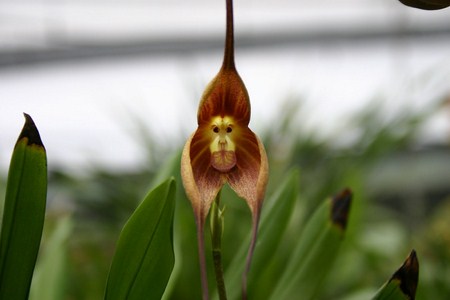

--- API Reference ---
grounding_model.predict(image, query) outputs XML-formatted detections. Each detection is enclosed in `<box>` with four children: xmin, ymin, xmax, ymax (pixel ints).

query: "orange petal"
<box><xmin>181</xmin><ymin>129</ymin><xmax>226</xmax><ymax>222</ymax></box>
<box><xmin>197</xmin><ymin>70</ymin><xmax>251</xmax><ymax>127</ymax></box>
<box><xmin>226</xmin><ymin>127</ymin><xmax>268</xmax><ymax>214</ymax></box>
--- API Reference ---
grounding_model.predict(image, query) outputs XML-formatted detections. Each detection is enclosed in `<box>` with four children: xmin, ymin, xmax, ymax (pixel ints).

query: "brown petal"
<box><xmin>226</xmin><ymin>127</ymin><xmax>268</xmax><ymax>300</ymax></box>
<box><xmin>226</xmin><ymin>127</ymin><xmax>268</xmax><ymax>214</ymax></box>
<box><xmin>181</xmin><ymin>130</ymin><xmax>226</xmax><ymax>222</ymax></box>
<box><xmin>197</xmin><ymin>70</ymin><xmax>251</xmax><ymax>127</ymax></box>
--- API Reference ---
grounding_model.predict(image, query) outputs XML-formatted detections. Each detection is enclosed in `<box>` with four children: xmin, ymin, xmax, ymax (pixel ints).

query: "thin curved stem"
<box><xmin>211</xmin><ymin>193</ymin><xmax>227</xmax><ymax>300</ymax></box>
<box><xmin>241</xmin><ymin>210</ymin><xmax>261</xmax><ymax>300</ymax></box>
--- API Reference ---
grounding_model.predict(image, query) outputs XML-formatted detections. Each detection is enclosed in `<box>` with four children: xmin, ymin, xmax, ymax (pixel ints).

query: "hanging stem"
<box><xmin>210</xmin><ymin>191</ymin><xmax>227</xmax><ymax>300</ymax></box>
<box><xmin>222</xmin><ymin>0</ymin><xmax>235</xmax><ymax>71</ymax></box>
<box><xmin>241</xmin><ymin>208</ymin><xmax>261</xmax><ymax>300</ymax></box>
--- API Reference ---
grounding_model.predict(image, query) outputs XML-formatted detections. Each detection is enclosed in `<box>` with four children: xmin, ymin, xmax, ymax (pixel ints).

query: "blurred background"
<box><xmin>1</xmin><ymin>0</ymin><xmax>450</xmax><ymax>299</ymax></box>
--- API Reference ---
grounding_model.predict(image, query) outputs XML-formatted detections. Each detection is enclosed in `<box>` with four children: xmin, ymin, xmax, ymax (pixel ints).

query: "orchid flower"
<box><xmin>180</xmin><ymin>0</ymin><xmax>268</xmax><ymax>299</ymax></box>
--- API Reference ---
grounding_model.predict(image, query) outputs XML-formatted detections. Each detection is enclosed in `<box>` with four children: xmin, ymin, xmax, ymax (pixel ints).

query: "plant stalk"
<box><xmin>210</xmin><ymin>192</ymin><xmax>227</xmax><ymax>300</ymax></box>
<box><xmin>196</xmin><ymin>220</ymin><xmax>210</xmax><ymax>300</ymax></box>
<box><xmin>222</xmin><ymin>0</ymin><xmax>235</xmax><ymax>71</ymax></box>
<box><xmin>212</xmin><ymin>249</ymin><xmax>227</xmax><ymax>300</ymax></box>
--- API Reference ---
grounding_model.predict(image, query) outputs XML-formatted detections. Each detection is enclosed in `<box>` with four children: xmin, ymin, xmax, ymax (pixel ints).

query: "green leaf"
<box><xmin>0</xmin><ymin>113</ymin><xmax>47</xmax><ymax>300</ymax></box>
<box><xmin>372</xmin><ymin>250</ymin><xmax>419</xmax><ymax>300</ymax></box>
<box><xmin>270</xmin><ymin>189</ymin><xmax>352</xmax><ymax>300</ymax></box>
<box><xmin>217</xmin><ymin>169</ymin><xmax>300</xmax><ymax>300</ymax></box>
<box><xmin>30</xmin><ymin>216</ymin><xmax>73</xmax><ymax>300</ymax></box>
<box><xmin>105</xmin><ymin>177</ymin><xmax>176</xmax><ymax>300</ymax></box>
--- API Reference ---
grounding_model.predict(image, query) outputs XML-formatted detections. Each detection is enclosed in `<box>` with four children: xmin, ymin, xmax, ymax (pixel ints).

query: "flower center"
<box><xmin>209</xmin><ymin>116</ymin><xmax>237</xmax><ymax>172</ymax></box>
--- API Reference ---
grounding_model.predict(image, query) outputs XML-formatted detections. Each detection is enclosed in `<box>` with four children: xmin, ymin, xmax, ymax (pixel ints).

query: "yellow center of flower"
<box><xmin>209</xmin><ymin>116</ymin><xmax>237</xmax><ymax>172</ymax></box>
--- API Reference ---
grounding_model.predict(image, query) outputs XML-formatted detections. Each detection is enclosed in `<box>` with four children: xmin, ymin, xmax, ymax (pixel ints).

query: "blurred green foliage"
<box><xmin>1</xmin><ymin>93</ymin><xmax>448</xmax><ymax>299</ymax></box>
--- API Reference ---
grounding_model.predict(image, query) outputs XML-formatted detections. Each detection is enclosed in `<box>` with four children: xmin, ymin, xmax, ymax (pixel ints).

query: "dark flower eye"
<box><xmin>213</xmin><ymin>126</ymin><xmax>219</xmax><ymax>133</ymax></box>
<box><xmin>226</xmin><ymin>126</ymin><xmax>232</xmax><ymax>133</ymax></box>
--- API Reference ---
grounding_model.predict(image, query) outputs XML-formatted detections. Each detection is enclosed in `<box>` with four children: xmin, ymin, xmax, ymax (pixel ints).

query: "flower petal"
<box><xmin>226</xmin><ymin>127</ymin><xmax>268</xmax><ymax>214</ymax></box>
<box><xmin>225</xmin><ymin>127</ymin><xmax>268</xmax><ymax>300</ymax></box>
<box><xmin>197</xmin><ymin>70</ymin><xmax>251</xmax><ymax>127</ymax></box>
<box><xmin>181</xmin><ymin>130</ymin><xmax>226</xmax><ymax>222</ymax></box>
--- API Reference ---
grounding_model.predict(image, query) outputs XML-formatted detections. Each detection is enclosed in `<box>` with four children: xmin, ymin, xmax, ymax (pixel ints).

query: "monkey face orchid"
<box><xmin>181</xmin><ymin>63</ymin><xmax>269</xmax><ymax>300</ymax></box>
<box><xmin>180</xmin><ymin>1</ymin><xmax>268</xmax><ymax>299</ymax></box>
<box><xmin>181</xmin><ymin>69</ymin><xmax>268</xmax><ymax>225</ymax></box>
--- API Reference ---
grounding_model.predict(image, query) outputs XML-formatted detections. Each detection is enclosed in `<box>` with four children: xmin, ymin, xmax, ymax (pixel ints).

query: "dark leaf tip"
<box><xmin>18</xmin><ymin>113</ymin><xmax>44</xmax><ymax>147</ymax></box>
<box><xmin>331</xmin><ymin>188</ymin><xmax>352</xmax><ymax>230</ymax></box>
<box><xmin>398</xmin><ymin>0</ymin><xmax>450</xmax><ymax>10</ymax></box>
<box><xmin>391</xmin><ymin>250</ymin><xmax>419</xmax><ymax>300</ymax></box>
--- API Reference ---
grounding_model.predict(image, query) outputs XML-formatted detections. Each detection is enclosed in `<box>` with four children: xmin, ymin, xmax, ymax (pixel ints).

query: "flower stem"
<box><xmin>196</xmin><ymin>219</ymin><xmax>210</xmax><ymax>300</ymax></box>
<box><xmin>212</xmin><ymin>249</ymin><xmax>227</xmax><ymax>300</ymax></box>
<box><xmin>222</xmin><ymin>0</ymin><xmax>235</xmax><ymax>71</ymax></box>
<box><xmin>210</xmin><ymin>192</ymin><xmax>227</xmax><ymax>300</ymax></box>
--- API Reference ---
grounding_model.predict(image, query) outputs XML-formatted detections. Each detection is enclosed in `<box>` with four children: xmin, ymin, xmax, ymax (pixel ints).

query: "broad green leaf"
<box><xmin>160</xmin><ymin>152</ymin><xmax>201</xmax><ymax>300</ymax></box>
<box><xmin>217</xmin><ymin>169</ymin><xmax>300</xmax><ymax>300</ymax></box>
<box><xmin>30</xmin><ymin>216</ymin><xmax>73</xmax><ymax>300</ymax></box>
<box><xmin>372</xmin><ymin>250</ymin><xmax>419</xmax><ymax>300</ymax></box>
<box><xmin>0</xmin><ymin>113</ymin><xmax>47</xmax><ymax>299</ymax></box>
<box><xmin>105</xmin><ymin>178</ymin><xmax>176</xmax><ymax>300</ymax></box>
<box><xmin>270</xmin><ymin>189</ymin><xmax>352</xmax><ymax>300</ymax></box>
